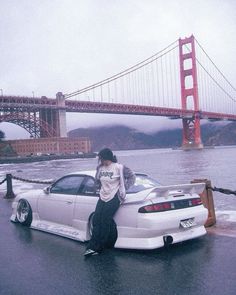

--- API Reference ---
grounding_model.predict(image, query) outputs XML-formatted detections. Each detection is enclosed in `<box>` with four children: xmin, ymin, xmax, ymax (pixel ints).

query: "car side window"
<box><xmin>80</xmin><ymin>177</ymin><xmax>97</xmax><ymax>195</ymax></box>
<box><xmin>50</xmin><ymin>175</ymin><xmax>85</xmax><ymax>195</ymax></box>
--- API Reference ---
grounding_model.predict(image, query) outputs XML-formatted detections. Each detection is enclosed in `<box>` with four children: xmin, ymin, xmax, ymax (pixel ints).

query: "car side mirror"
<box><xmin>43</xmin><ymin>186</ymin><xmax>51</xmax><ymax>194</ymax></box>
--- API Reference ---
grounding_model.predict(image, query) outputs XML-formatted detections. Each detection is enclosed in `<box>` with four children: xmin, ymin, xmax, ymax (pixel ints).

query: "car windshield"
<box><xmin>127</xmin><ymin>174</ymin><xmax>161</xmax><ymax>194</ymax></box>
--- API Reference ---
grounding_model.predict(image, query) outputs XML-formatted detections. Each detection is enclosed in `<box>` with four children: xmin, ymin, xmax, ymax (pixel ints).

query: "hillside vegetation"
<box><xmin>68</xmin><ymin>122</ymin><xmax>236</xmax><ymax>151</ymax></box>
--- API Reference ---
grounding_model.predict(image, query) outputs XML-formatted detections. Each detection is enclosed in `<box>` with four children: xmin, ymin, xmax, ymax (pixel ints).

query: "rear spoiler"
<box><xmin>149</xmin><ymin>183</ymin><xmax>206</xmax><ymax>198</ymax></box>
<box><xmin>124</xmin><ymin>183</ymin><xmax>205</xmax><ymax>204</ymax></box>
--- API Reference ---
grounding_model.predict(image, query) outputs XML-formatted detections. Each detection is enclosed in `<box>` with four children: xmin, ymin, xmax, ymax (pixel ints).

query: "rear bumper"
<box><xmin>115</xmin><ymin>206</ymin><xmax>208</xmax><ymax>249</ymax></box>
<box><xmin>137</xmin><ymin>205</ymin><xmax>208</xmax><ymax>231</ymax></box>
<box><xmin>115</xmin><ymin>225</ymin><xmax>206</xmax><ymax>250</ymax></box>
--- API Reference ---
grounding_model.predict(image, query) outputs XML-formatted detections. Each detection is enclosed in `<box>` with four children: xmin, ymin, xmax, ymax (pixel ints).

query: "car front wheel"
<box><xmin>16</xmin><ymin>199</ymin><xmax>32</xmax><ymax>227</ymax></box>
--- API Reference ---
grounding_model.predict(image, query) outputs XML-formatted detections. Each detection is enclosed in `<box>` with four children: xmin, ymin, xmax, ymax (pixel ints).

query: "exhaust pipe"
<box><xmin>163</xmin><ymin>235</ymin><xmax>173</xmax><ymax>246</ymax></box>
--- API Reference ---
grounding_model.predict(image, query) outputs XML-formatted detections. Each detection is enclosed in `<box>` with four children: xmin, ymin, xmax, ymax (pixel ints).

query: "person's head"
<box><xmin>98</xmin><ymin>148</ymin><xmax>117</xmax><ymax>166</ymax></box>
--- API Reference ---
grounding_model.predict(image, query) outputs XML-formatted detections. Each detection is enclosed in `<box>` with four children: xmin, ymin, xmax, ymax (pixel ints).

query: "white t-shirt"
<box><xmin>98</xmin><ymin>162</ymin><xmax>120</xmax><ymax>202</ymax></box>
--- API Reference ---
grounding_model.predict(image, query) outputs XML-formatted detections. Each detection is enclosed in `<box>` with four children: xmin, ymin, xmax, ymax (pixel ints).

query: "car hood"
<box><xmin>14</xmin><ymin>189</ymin><xmax>43</xmax><ymax>201</ymax></box>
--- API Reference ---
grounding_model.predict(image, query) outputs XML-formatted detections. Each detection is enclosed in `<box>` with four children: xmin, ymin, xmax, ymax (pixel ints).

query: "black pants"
<box><xmin>88</xmin><ymin>194</ymin><xmax>120</xmax><ymax>252</ymax></box>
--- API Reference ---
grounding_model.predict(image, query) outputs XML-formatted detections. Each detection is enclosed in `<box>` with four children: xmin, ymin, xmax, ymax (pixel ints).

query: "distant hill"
<box><xmin>68</xmin><ymin>122</ymin><xmax>236</xmax><ymax>151</ymax></box>
<box><xmin>202</xmin><ymin>122</ymin><xmax>236</xmax><ymax>146</ymax></box>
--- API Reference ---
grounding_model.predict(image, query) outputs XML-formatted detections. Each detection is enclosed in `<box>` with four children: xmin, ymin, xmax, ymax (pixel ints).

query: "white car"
<box><xmin>10</xmin><ymin>171</ymin><xmax>208</xmax><ymax>250</ymax></box>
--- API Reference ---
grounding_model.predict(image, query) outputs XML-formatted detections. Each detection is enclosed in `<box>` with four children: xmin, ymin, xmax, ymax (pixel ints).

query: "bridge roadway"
<box><xmin>0</xmin><ymin>195</ymin><xmax>235</xmax><ymax>295</ymax></box>
<box><xmin>1</xmin><ymin>95</ymin><xmax>236</xmax><ymax>121</ymax></box>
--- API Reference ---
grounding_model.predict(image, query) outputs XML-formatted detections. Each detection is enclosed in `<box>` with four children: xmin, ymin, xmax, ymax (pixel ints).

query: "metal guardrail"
<box><xmin>207</xmin><ymin>185</ymin><xmax>236</xmax><ymax>196</ymax></box>
<box><xmin>11</xmin><ymin>175</ymin><xmax>53</xmax><ymax>185</ymax></box>
<box><xmin>0</xmin><ymin>174</ymin><xmax>53</xmax><ymax>199</ymax></box>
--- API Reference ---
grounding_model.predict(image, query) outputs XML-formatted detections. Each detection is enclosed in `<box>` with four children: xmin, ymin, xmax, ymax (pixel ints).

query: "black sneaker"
<box><xmin>84</xmin><ymin>249</ymin><xmax>99</xmax><ymax>257</ymax></box>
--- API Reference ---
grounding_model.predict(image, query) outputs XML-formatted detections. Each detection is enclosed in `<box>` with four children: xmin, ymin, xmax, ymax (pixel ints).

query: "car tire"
<box><xmin>88</xmin><ymin>213</ymin><xmax>95</xmax><ymax>237</ymax></box>
<box><xmin>88</xmin><ymin>212</ymin><xmax>118</xmax><ymax>249</ymax></box>
<box><xmin>106</xmin><ymin>220</ymin><xmax>118</xmax><ymax>249</ymax></box>
<box><xmin>16</xmin><ymin>199</ymin><xmax>32</xmax><ymax>227</ymax></box>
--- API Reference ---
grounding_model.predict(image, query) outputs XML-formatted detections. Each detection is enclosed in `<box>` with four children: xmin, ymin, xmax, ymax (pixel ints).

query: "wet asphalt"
<box><xmin>0</xmin><ymin>195</ymin><xmax>235</xmax><ymax>295</ymax></box>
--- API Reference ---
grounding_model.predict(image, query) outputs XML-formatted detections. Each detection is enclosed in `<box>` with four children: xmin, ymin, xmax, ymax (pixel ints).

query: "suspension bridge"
<box><xmin>0</xmin><ymin>35</ymin><xmax>235</xmax><ymax>149</ymax></box>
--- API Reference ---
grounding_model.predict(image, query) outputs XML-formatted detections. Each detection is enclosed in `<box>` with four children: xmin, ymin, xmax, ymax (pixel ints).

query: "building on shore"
<box><xmin>0</xmin><ymin>137</ymin><xmax>91</xmax><ymax>157</ymax></box>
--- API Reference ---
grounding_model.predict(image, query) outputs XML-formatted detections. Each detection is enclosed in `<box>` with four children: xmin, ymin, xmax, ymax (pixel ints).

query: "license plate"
<box><xmin>180</xmin><ymin>218</ymin><xmax>196</xmax><ymax>229</ymax></box>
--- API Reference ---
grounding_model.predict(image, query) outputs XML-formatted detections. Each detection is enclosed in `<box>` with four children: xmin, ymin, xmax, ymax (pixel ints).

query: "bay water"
<box><xmin>1</xmin><ymin>146</ymin><xmax>236</xmax><ymax>235</ymax></box>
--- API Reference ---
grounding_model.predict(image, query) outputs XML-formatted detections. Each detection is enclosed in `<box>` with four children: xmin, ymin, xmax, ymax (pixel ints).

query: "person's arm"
<box><xmin>123</xmin><ymin>166</ymin><xmax>136</xmax><ymax>190</ymax></box>
<box><xmin>94</xmin><ymin>165</ymin><xmax>102</xmax><ymax>191</ymax></box>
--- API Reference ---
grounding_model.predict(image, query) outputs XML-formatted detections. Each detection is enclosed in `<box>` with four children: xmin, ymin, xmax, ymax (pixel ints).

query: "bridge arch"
<box><xmin>0</xmin><ymin>113</ymin><xmax>55</xmax><ymax>138</ymax></box>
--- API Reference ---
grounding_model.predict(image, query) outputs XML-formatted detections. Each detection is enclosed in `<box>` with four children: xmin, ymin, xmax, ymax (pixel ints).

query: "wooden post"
<box><xmin>191</xmin><ymin>179</ymin><xmax>216</xmax><ymax>227</ymax></box>
<box><xmin>4</xmin><ymin>174</ymin><xmax>16</xmax><ymax>199</ymax></box>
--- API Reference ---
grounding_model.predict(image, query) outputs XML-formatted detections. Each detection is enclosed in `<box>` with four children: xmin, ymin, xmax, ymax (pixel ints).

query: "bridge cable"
<box><xmin>183</xmin><ymin>44</ymin><xmax>236</xmax><ymax>103</ymax></box>
<box><xmin>195</xmin><ymin>38</ymin><xmax>236</xmax><ymax>91</ymax></box>
<box><xmin>65</xmin><ymin>40</ymin><xmax>178</xmax><ymax>98</ymax></box>
<box><xmin>65</xmin><ymin>44</ymin><xmax>178</xmax><ymax>98</ymax></box>
<box><xmin>196</xmin><ymin>60</ymin><xmax>236</xmax><ymax>102</ymax></box>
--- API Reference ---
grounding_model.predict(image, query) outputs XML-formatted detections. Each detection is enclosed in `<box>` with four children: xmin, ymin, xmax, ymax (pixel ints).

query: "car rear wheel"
<box><xmin>16</xmin><ymin>199</ymin><xmax>32</xmax><ymax>227</ymax></box>
<box><xmin>88</xmin><ymin>213</ymin><xmax>94</xmax><ymax>237</ymax></box>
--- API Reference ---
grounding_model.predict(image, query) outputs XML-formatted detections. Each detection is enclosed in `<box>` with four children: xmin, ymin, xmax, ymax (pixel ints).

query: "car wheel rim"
<box><xmin>16</xmin><ymin>200</ymin><xmax>30</xmax><ymax>223</ymax></box>
<box><xmin>89</xmin><ymin>214</ymin><xmax>94</xmax><ymax>237</ymax></box>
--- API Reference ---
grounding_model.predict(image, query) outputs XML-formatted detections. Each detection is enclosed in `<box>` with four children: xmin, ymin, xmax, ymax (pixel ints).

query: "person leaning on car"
<box><xmin>84</xmin><ymin>148</ymin><xmax>136</xmax><ymax>257</ymax></box>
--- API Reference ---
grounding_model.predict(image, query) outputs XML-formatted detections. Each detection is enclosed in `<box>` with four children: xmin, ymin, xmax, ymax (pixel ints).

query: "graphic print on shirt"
<box><xmin>99</xmin><ymin>163</ymin><xmax>120</xmax><ymax>202</ymax></box>
<box><xmin>99</xmin><ymin>171</ymin><xmax>114</xmax><ymax>179</ymax></box>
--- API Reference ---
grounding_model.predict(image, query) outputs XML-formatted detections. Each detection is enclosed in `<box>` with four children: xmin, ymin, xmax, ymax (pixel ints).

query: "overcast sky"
<box><xmin>0</xmin><ymin>0</ymin><xmax>235</xmax><ymax>138</ymax></box>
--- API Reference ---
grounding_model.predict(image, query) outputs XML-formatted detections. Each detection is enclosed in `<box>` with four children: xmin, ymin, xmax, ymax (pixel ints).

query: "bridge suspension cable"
<box><xmin>64</xmin><ymin>36</ymin><xmax>235</xmax><ymax>117</ymax></box>
<box><xmin>65</xmin><ymin>39</ymin><xmax>178</xmax><ymax>99</ymax></box>
<box><xmin>183</xmin><ymin>38</ymin><xmax>236</xmax><ymax>115</ymax></box>
<box><xmin>195</xmin><ymin>39</ymin><xmax>236</xmax><ymax>92</ymax></box>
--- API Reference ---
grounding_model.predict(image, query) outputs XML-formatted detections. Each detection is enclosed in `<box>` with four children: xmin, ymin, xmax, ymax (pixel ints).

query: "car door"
<box><xmin>73</xmin><ymin>176</ymin><xmax>99</xmax><ymax>222</ymax></box>
<box><xmin>37</xmin><ymin>175</ymin><xmax>85</xmax><ymax>226</ymax></box>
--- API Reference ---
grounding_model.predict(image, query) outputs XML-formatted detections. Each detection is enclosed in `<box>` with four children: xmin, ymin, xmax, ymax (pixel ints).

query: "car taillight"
<box><xmin>190</xmin><ymin>198</ymin><xmax>202</xmax><ymax>206</ymax></box>
<box><xmin>138</xmin><ymin>197</ymin><xmax>202</xmax><ymax>213</ymax></box>
<box><xmin>139</xmin><ymin>202</ymin><xmax>172</xmax><ymax>213</ymax></box>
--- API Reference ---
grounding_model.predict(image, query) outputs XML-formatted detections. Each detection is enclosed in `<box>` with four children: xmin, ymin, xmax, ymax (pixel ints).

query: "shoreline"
<box><xmin>0</xmin><ymin>152</ymin><xmax>97</xmax><ymax>164</ymax></box>
<box><xmin>1</xmin><ymin>144</ymin><xmax>236</xmax><ymax>164</ymax></box>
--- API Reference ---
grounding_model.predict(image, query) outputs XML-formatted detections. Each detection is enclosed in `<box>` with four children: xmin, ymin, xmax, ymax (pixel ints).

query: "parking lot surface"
<box><xmin>0</xmin><ymin>196</ymin><xmax>235</xmax><ymax>295</ymax></box>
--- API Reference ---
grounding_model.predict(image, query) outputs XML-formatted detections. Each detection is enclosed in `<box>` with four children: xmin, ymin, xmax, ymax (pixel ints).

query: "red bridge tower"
<box><xmin>179</xmin><ymin>35</ymin><xmax>203</xmax><ymax>150</ymax></box>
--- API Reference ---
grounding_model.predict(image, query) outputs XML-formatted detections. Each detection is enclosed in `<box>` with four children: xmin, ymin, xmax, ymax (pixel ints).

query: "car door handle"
<box><xmin>66</xmin><ymin>201</ymin><xmax>73</xmax><ymax>204</ymax></box>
